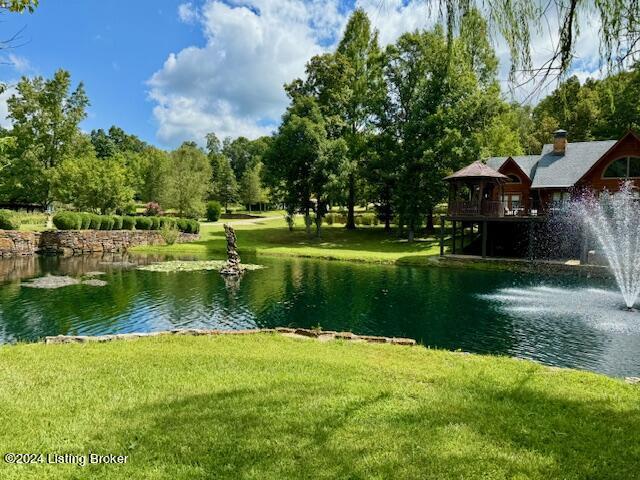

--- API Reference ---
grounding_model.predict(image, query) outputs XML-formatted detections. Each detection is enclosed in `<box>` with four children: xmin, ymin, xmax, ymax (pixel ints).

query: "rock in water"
<box><xmin>220</xmin><ymin>224</ymin><xmax>243</xmax><ymax>276</ymax></box>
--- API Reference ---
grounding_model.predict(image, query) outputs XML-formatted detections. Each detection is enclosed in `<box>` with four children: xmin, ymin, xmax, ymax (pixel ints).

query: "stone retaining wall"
<box><xmin>45</xmin><ymin>327</ymin><xmax>417</xmax><ymax>346</ymax></box>
<box><xmin>0</xmin><ymin>231</ymin><xmax>40</xmax><ymax>257</ymax></box>
<box><xmin>0</xmin><ymin>229</ymin><xmax>200</xmax><ymax>257</ymax></box>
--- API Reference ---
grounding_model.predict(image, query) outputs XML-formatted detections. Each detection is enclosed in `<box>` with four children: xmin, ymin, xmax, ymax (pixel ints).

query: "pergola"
<box><xmin>444</xmin><ymin>161</ymin><xmax>509</xmax><ymax>217</ymax></box>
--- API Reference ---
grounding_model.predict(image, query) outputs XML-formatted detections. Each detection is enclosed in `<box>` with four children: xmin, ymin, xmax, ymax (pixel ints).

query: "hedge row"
<box><xmin>0</xmin><ymin>209</ymin><xmax>20</xmax><ymax>230</ymax></box>
<box><xmin>53</xmin><ymin>212</ymin><xmax>200</xmax><ymax>234</ymax></box>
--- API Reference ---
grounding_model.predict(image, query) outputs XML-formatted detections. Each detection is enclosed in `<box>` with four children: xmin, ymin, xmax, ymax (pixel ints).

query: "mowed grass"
<box><xmin>0</xmin><ymin>334</ymin><xmax>638</xmax><ymax>479</ymax></box>
<box><xmin>134</xmin><ymin>217</ymin><xmax>450</xmax><ymax>264</ymax></box>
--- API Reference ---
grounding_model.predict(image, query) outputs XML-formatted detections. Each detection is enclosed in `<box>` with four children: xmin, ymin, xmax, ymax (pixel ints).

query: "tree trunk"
<box><xmin>426</xmin><ymin>207</ymin><xmax>435</xmax><ymax>234</ymax></box>
<box><xmin>346</xmin><ymin>174</ymin><xmax>356</xmax><ymax>230</ymax></box>
<box><xmin>305</xmin><ymin>206</ymin><xmax>311</xmax><ymax>236</ymax></box>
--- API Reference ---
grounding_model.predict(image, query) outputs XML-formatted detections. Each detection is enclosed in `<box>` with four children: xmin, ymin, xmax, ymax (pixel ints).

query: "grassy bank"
<box><xmin>133</xmin><ymin>217</ymin><xmax>451</xmax><ymax>264</ymax></box>
<box><xmin>0</xmin><ymin>334</ymin><xmax>638</xmax><ymax>479</ymax></box>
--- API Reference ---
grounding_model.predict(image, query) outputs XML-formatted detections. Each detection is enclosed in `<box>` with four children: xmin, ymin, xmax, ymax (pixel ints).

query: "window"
<box><xmin>507</xmin><ymin>174</ymin><xmax>521</xmax><ymax>183</ymax></box>
<box><xmin>603</xmin><ymin>157</ymin><xmax>640</xmax><ymax>178</ymax></box>
<box><xmin>552</xmin><ymin>192</ymin><xmax>570</xmax><ymax>205</ymax></box>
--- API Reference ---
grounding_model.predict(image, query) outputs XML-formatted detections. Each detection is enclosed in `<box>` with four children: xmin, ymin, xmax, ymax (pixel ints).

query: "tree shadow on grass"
<box><xmin>91</xmin><ymin>370</ymin><xmax>640</xmax><ymax>479</ymax></box>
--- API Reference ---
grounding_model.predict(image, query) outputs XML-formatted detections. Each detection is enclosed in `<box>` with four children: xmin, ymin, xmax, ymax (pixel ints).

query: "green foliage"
<box><xmin>150</xmin><ymin>217</ymin><xmax>161</xmax><ymax>230</ymax></box>
<box><xmin>164</xmin><ymin>142</ymin><xmax>212</xmax><ymax>219</ymax></box>
<box><xmin>112</xmin><ymin>216</ymin><xmax>123</xmax><ymax>230</ymax></box>
<box><xmin>121</xmin><ymin>216</ymin><xmax>136</xmax><ymax>230</ymax></box>
<box><xmin>51</xmin><ymin>153</ymin><xmax>135</xmax><ymax>214</ymax></box>
<box><xmin>0</xmin><ymin>210</ymin><xmax>20</xmax><ymax>230</ymax></box>
<box><xmin>89</xmin><ymin>214</ymin><xmax>102</xmax><ymax>230</ymax></box>
<box><xmin>176</xmin><ymin>218</ymin><xmax>189</xmax><ymax>233</ymax></box>
<box><xmin>2</xmin><ymin>69</ymin><xmax>89</xmax><ymax>207</ymax></box>
<box><xmin>160</xmin><ymin>225</ymin><xmax>179</xmax><ymax>246</ymax></box>
<box><xmin>1</xmin><ymin>0</ymin><xmax>39</xmax><ymax>13</ymax></box>
<box><xmin>52</xmin><ymin>211</ymin><xmax>81</xmax><ymax>230</ymax></box>
<box><xmin>98</xmin><ymin>216</ymin><xmax>114</xmax><ymax>231</ymax></box>
<box><xmin>206</xmin><ymin>201</ymin><xmax>222</xmax><ymax>222</ymax></box>
<box><xmin>239</xmin><ymin>162</ymin><xmax>265</xmax><ymax>210</ymax></box>
<box><xmin>135</xmin><ymin>217</ymin><xmax>153</xmax><ymax>231</ymax></box>
<box><xmin>77</xmin><ymin>213</ymin><xmax>91</xmax><ymax>230</ymax></box>
<box><xmin>160</xmin><ymin>217</ymin><xmax>176</xmax><ymax>229</ymax></box>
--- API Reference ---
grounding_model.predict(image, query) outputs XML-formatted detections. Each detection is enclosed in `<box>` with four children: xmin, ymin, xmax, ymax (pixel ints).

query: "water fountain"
<box><xmin>575</xmin><ymin>182</ymin><xmax>640</xmax><ymax>309</ymax></box>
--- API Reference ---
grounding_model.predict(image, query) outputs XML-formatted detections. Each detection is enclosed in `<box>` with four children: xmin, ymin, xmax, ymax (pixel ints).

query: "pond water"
<box><xmin>0</xmin><ymin>253</ymin><xmax>639</xmax><ymax>377</ymax></box>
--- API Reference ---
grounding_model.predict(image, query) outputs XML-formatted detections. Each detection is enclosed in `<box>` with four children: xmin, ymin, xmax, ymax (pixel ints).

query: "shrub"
<box><xmin>78</xmin><ymin>213</ymin><xmax>92</xmax><ymax>230</ymax></box>
<box><xmin>112</xmin><ymin>216</ymin><xmax>123</xmax><ymax>230</ymax></box>
<box><xmin>122</xmin><ymin>216</ymin><xmax>136</xmax><ymax>230</ymax></box>
<box><xmin>325</xmin><ymin>213</ymin><xmax>335</xmax><ymax>225</ymax></box>
<box><xmin>136</xmin><ymin>216</ymin><xmax>153</xmax><ymax>230</ymax></box>
<box><xmin>354</xmin><ymin>215</ymin><xmax>363</xmax><ymax>226</ymax></box>
<box><xmin>151</xmin><ymin>217</ymin><xmax>163</xmax><ymax>230</ymax></box>
<box><xmin>360</xmin><ymin>213</ymin><xmax>377</xmax><ymax>226</ymax></box>
<box><xmin>144</xmin><ymin>202</ymin><xmax>163</xmax><ymax>217</ymax></box>
<box><xmin>160</xmin><ymin>217</ymin><xmax>176</xmax><ymax>229</ymax></box>
<box><xmin>176</xmin><ymin>218</ymin><xmax>189</xmax><ymax>233</ymax></box>
<box><xmin>189</xmin><ymin>219</ymin><xmax>200</xmax><ymax>234</ymax></box>
<box><xmin>0</xmin><ymin>210</ymin><xmax>20</xmax><ymax>230</ymax></box>
<box><xmin>52</xmin><ymin>211</ymin><xmax>81</xmax><ymax>230</ymax></box>
<box><xmin>206</xmin><ymin>201</ymin><xmax>222</xmax><ymax>222</ymax></box>
<box><xmin>121</xmin><ymin>202</ymin><xmax>137</xmax><ymax>215</ymax></box>
<box><xmin>99</xmin><ymin>216</ymin><xmax>115</xmax><ymax>230</ymax></box>
<box><xmin>160</xmin><ymin>225</ymin><xmax>179</xmax><ymax>245</ymax></box>
<box><xmin>89</xmin><ymin>214</ymin><xmax>102</xmax><ymax>230</ymax></box>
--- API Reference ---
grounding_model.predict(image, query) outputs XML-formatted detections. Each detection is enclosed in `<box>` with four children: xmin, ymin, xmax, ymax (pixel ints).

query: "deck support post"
<box><xmin>439</xmin><ymin>215</ymin><xmax>445</xmax><ymax>257</ymax></box>
<box><xmin>528</xmin><ymin>220</ymin><xmax>535</xmax><ymax>261</ymax></box>
<box><xmin>482</xmin><ymin>221</ymin><xmax>488</xmax><ymax>258</ymax></box>
<box><xmin>580</xmin><ymin>226</ymin><xmax>589</xmax><ymax>265</ymax></box>
<box><xmin>452</xmin><ymin>221</ymin><xmax>457</xmax><ymax>254</ymax></box>
<box><xmin>460</xmin><ymin>222</ymin><xmax>464</xmax><ymax>253</ymax></box>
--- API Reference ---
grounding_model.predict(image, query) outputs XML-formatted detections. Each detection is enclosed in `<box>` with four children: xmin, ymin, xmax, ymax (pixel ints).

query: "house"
<box><xmin>442</xmin><ymin>130</ymin><xmax>640</xmax><ymax>259</ymax></box>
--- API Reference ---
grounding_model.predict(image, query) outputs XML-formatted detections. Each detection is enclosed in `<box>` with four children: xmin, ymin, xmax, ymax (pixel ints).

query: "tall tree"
<box><xmin>207</xmin><ymin>132</ymin><xmax>238</xmax><ymax>213</ymax></box>
<box><xmin>3</xmin><ymin>69</ymin><xmax>90</xmax><ymax>207</ymax></box>
<box><xmin>335</xmin><ymin>9</ymin><xmax>383</xmax><ymax>229</ymax></box>
<box><xmin>164</xmin><ymin>142</ymin><xmax>212</xmax><ymax>218</ymax></box>
<box><xmin>265</xmin><ymin>96</ymin><xmax>341</xmax><ymax>236</ymax></box>
<box><xmin>51</xmin><ymin>153</ymin><xmax>134</xmax><ymax>214</ymax></box>
<box><xmin>239</xmin><ymin>162</ymin><xmax>264</xmax><ymax>212</ymax></box>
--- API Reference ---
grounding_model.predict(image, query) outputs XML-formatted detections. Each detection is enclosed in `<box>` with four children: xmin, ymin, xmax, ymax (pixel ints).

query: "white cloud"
<box><xmin>0</xmin><ymin>85</ymin><xmax>16</xmax><ymax>129</ymax></box>
<box><xmin>149</xmin><ymin>0</ymin><xmax>604</xmax><ymax>146</ymax></box>
<box><xmin>1</xmin><ymin>54</ymin><xmax>32</xmax><ymax>74</ymax></box>
<box><xmin>178</xmin><ymin>2</ymin><xmax>198</xmax><ymax>24</ymax></box>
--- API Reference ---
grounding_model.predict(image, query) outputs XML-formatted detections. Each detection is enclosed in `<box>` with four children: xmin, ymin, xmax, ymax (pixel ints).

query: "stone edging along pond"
<box><xmin>44</xmin><ymin>327</ymin><xmax>417</xmax><ymax>346</ymax></box>
<box><xmin>0</xmin><ymin>229</ymin><xmax>200</xmax><ymax>257</ymax></box>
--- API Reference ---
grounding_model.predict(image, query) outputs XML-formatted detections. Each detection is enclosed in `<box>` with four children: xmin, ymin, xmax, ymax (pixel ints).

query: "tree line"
<box><xmin>1</xmin><ymin>8</ymin><xmax>640</xmax><ymax>235</ymax></box>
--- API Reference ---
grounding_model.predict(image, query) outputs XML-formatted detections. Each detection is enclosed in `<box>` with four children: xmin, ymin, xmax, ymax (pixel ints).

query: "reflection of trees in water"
<box><xmin>0</xmin><ymin>254</ymin><xmax>590</xmax><ymax>368</ymax></box>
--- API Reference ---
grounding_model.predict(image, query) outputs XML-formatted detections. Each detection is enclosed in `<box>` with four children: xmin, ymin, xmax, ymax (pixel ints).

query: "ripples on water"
<box><xmin>0</xmin><ymin>254</ymin><xmax>639</xmax><ymax>377</ymax></box>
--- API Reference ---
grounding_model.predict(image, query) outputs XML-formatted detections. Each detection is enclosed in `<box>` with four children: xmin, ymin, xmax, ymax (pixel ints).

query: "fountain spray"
<box><xmin>576</xmin><ymin>182</ymin><xmax>640</xmax><ymax>309</ymax></box>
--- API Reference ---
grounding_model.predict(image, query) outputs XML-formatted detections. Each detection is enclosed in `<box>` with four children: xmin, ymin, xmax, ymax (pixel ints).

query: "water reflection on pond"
<box><xmin>0</xmin><ymin>253</ymin><xmax>638</xmax><ymax>377</ymax></box>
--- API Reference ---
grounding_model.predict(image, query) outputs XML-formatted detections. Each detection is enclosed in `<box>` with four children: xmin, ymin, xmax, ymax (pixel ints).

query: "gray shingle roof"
<box><xmin>486</xmin><ymin>155</ymin><xmax>540</xmax><ymax>180</ymax></box>
<box><xmin>530</xmin><ymin>140</ymin><xmax>617</xmax><ymax>188</ymax></box>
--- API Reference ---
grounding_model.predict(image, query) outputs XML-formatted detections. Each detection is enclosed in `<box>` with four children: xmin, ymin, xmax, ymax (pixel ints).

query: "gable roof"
<box><xmin>530</xmin><ymin>140</ymin><xmax>617</xmax><ymax>188</ymax></box>
<box><xmin>486</xmin><ymin>155</ymin><xmax>539</xmax><ymax>180</ymax></box>
<box><xmin>444</xmin><ymin>161</ymin><xmax>509</xmax><ymax>181</ymax></box>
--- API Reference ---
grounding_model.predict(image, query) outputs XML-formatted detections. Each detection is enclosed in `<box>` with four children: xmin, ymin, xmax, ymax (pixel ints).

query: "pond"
<box><xmin>0</xmin><ymin>253</ymin><xmax>639</xmax><ymax>377</ymax></box>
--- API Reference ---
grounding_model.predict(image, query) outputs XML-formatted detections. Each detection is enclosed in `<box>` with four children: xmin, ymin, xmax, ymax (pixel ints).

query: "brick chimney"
<box><xmin>553</xmin><ymin>129</ymin><xmax>567</xmax><ymax>155</ymax></box>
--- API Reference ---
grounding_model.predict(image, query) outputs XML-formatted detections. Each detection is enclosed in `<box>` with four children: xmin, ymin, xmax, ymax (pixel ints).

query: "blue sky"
<box><xmin>0</xmin><ymin>1</ymin><xmax>601</xmax><ymax>149</ymax></box>
<box><xmin>0</xmin><ymin>0</ymin><xmax>205</xmax><ymax>146</ymax></box>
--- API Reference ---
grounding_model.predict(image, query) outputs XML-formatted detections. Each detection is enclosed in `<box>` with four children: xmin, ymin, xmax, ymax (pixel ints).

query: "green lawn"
<box><xmin>134</xmin><ymin>217</ymin><xmax>454</xmax><ymax>264</ymax></box>
<box><xmin>0</xmin><ymin>334</ymin><xmax>637</xmax><ymax>479</ymax></box>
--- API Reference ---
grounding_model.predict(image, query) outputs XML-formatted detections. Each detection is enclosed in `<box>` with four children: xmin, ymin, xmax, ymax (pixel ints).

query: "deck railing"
<box><xmin>448</xmin><ymin>200</ymin><xmax>536</xmax><ymax>218</ymax></box>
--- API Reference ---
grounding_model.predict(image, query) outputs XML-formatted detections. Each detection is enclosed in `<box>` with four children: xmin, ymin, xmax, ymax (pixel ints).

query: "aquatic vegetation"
<box><xmin>22</xmin><ymin>275</ymin><xmax>108</xmax><ymax>289</ymax></box>
<box><xmin>137</xmin><ymin>260</ymin><xmax>264</xmax><ymax>273</ymax></box>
